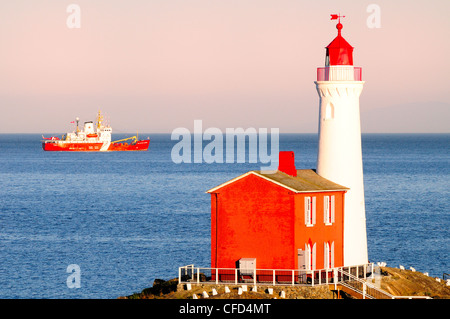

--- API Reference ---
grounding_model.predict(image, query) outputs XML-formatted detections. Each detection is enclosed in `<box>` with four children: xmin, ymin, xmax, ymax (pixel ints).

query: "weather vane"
<box><xmin>330</xmin><ymin>13</ymin><xmax>345</xmax><ymax>23</ymax></box>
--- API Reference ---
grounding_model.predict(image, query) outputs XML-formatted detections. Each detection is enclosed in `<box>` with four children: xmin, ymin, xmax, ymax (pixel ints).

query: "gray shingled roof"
<box><xmin>256</xmin><ymin>169</ymin><xmax>349</xmax><ymax>192</ymax></box>
<box><xmin>207</xmin><ymin>169</ymin><xmax>349</xmax><ymax>193</ymax></box>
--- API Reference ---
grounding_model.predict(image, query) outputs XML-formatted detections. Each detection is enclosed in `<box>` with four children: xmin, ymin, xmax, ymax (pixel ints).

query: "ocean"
<box><xmin>0</xmin><ymin>133</ymin><xmax>448</xmax><ymax>299</ymax></box>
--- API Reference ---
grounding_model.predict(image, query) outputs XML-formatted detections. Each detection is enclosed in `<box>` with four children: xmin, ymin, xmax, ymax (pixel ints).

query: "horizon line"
<box><xmin>2</xmin><ymin>132</ymin><xmax>449</xmax><ymax>135</ymax></box>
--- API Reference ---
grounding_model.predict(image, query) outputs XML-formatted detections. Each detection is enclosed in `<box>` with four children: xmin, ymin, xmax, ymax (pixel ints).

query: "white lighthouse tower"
<box><xmin>314</xmin><ymin>16</ymin><xmax>368</xmax><ymax>266</ymax></box>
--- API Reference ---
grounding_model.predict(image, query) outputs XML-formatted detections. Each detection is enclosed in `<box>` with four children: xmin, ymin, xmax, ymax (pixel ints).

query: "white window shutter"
<box><xmin>324</xmin><ymin>242</ymin><xmax>328</xmax><ymax>269</ymax></box>
<box><xmin>312</xmin><ymin>243</ymin><xmax>316</xmax><ymax>270</ymax></box>
<box><xmin>324</xmin><ymin>196</ymin><xmax>330</xmax><ymax>223</ymax></box>
<box><xmin>305</xmin><ymin>243</ymin><xmax>311</xmax><ymax>270</ymax></box>
<box><xmin>331</xmin><ymin>195</ymin><xmax>335</xmax><ymax>223</ymax></box>
<box><xmin>312</xmin><ymin>197</ymin><xmax>316</xmax><ymax>225</ymax></box>
<box><xmin>304</xmin><ymin>197</ymin><xmax>311</xmax><ymax>225</ymax></box>
<box><xmin>331</xmin><ymin>242</ymin><xmax>335</xmax><ymax>268</ymax></box>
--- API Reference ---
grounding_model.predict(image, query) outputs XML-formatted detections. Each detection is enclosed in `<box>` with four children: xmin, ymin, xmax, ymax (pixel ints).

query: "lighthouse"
<box><xmin>315</xmin><ymin>16</ymin><xmax>368</xmax><ymax>266</ymax></box>
<box><xmin>205</xmin><ymin>15</ymin><xmax>369</xmax><ymax>276</ymax></box>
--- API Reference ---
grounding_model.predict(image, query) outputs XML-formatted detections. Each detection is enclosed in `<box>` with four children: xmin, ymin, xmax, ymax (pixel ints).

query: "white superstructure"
<box><xmin>64</xmin><ymin>112</ymin><xmax>112</xmax><ymax>143</ymax></box>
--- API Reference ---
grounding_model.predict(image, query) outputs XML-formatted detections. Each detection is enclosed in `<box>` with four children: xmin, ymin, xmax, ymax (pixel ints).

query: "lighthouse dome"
<box><xmin>325</xmin><ymin>23</ymin><xmax>354</xmax><ymax>66</ymax></box>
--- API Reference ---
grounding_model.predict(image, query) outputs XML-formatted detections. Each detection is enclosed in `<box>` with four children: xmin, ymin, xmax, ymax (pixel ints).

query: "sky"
<box><xmin>0</xmin><ymin>0</ymin><xmax>449</xmax><ymax>133</ymax></box>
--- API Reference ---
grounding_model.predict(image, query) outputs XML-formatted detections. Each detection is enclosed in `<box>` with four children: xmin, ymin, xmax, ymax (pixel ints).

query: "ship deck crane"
<box><xmin>111</xmin><ymin>136</ymin><xmax>138</xmax><ymax>144</ymax></box>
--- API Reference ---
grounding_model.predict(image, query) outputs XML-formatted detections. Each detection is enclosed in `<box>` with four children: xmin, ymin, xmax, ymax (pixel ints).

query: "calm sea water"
<box><xmin>0</xmin><ymin>133</ymin><xmax>448</xmax><ymax>299</ymax></box>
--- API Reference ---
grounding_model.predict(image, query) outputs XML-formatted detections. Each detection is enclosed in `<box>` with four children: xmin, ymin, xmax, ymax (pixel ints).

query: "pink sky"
<box><xmin>0</xmin><ymin>0</ymin><xmax>449</xmax><ymax>133</ymax></box>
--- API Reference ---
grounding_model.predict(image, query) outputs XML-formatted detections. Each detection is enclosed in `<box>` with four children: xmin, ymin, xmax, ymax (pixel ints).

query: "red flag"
<box><xmin>330</xmin><ymin>14</ymin><xmax>339</xmax><ymax>20</ymax></box>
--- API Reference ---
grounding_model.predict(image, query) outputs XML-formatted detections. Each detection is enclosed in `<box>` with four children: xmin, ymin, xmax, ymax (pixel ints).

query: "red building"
<box><xmin>207</xmin><ymin>152</ymin><xmax>348</xmax><ymax>272</ymax></box>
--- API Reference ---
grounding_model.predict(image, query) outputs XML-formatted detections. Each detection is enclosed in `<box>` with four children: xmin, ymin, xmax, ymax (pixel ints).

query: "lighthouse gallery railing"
<box><xmin>317</xmin><ymin>66</ymin><xmax>362</xmax><ymax>81</ymax></box>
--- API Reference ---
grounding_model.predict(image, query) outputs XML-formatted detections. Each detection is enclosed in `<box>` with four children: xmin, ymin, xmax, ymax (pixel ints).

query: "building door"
<box><xmin>298</xmin><ymin>249</ymin><xmax>307</xmax><ymax>283</ymax></box>
<box><xmin>298</xmin><ymin>249</ymin><xmax>306</xmax><ymax>270</ymax></box>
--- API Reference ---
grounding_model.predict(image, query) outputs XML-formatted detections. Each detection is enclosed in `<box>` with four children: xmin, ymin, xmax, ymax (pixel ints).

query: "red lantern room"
<box><xmin>325</xmin><ymin>15</ymin><xmax>354</xmax><ymax>66</ymax></box>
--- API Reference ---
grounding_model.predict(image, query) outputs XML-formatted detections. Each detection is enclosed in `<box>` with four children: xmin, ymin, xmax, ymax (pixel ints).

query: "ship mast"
<box><xmin>76</xmin><ymin>117</ymin><xmax>80</xmax><ymax>135</ymax></box>
<box><xmin>96</xmin><ymin>110</ymin><xmax>104</xmax><ymax>130</ymax></box>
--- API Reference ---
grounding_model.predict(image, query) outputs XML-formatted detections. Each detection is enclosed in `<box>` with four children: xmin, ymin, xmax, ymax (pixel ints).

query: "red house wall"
<box><xmin>211</xmin><ymin>174</ymin><xmax>295</xmax><ymax>269</ymax></box>
<box><xmin>211</xmin><ymin>174</ymin><xmax>345</xmax><ymax>271</ymax></box>
<box><xmin>294</xmin><ymin>192</ymin><xmax>345</xmax><ymax>269</ymax></box>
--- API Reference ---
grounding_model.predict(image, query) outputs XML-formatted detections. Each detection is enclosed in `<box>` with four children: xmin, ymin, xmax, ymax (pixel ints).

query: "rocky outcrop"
<box><xmin>122</xmin><ymin>267</ymin><xmax>450</xmax><ymax>299</ymax></box>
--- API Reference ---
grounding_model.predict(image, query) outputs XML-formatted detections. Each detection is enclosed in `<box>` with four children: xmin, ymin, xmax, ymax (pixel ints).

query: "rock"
<box><xmin>148</xmin><ymin>278</ymin><xmax>178</xmax><ymax>295</ymax></box>
<box><xmin>153</xmin><ymin>279</ymin><xmax>166</xmax><ymax>286</ymax></box>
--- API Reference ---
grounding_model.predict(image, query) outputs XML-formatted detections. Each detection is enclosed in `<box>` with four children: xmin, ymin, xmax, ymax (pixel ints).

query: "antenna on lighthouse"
<box><xmin>330</xmin><ymin>13</ymin><xmax>346</xmax><ymax>35</ymax></box>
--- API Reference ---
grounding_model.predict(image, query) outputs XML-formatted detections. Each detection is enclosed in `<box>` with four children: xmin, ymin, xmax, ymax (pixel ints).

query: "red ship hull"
<box><xmin>42</xmin><ymin>140</ymin><xmax>150</xmax><ymax>152</ymax></box>
<box><xmin>108</xmin><ymin>140</ymin><xmax>150</xmax><ymax>151</ymax></box>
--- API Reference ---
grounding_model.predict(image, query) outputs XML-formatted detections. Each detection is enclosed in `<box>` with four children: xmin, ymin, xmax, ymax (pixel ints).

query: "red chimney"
<box><xmin>278</xmin><ymin>151</ymin><xmax>297</xmax><ymax>177</ymax></box>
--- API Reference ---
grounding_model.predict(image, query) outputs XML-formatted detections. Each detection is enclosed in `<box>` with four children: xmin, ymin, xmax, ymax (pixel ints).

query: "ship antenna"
<box><xmin>76</xmin><ymin>117</ymin><xmax>80</xmax><ymax>134</ymax></box>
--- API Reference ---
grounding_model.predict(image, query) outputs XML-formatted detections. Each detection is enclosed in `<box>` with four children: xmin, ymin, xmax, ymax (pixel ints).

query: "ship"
<box><xmin>42</xmin><ymin>111</ymin><xmax>150</xmax><ymax>152</ymax></box>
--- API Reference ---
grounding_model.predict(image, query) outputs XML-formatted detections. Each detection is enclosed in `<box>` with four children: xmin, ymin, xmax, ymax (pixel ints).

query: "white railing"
<box><xmin>337</xmin><ymin>267</ymin><xmax>432</xmax><ymax>299</ymax></box>
<box><xmin>317</xmin><ymin>66</ymin><xmax>362</xmax><ymax>81</ymax></box>
<box><xmin>338</xmin><ymin>267</ymin><xmax>384</xmax><ymax>299</ymax></box>
<box><xmin>179</xmin><ymin>264</ymin><xmax>373</xmax><ymax>287</ymax></box>
<box><xmin>178</xmin><ymin>264</ymin><xmax>432</xmax><ymax>299</ymax></box>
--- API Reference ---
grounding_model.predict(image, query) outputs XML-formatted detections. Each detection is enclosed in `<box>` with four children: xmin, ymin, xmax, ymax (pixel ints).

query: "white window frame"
<box><xmin>305</xmin><ymin>242</ymin><xmax>316</xmax><ymax>271</ymax></box>
<box><xmin>323</xmin><ymin>195</ymin><xmax>335</xmax><ymax>225</ymax></box>
<box><xmin>331</xmin><ymin>242</ymin><xmax>334</xmax><ymax>268</ymax></box>
<box><xmin>304</xmin><ymin>196</ymin><xmax>316</xmax><ymax>227</ymax></box>
<box><xmin>323</xmin><ymin>241</ymin><xmax>335</xmax><ymax>269</ymax></box>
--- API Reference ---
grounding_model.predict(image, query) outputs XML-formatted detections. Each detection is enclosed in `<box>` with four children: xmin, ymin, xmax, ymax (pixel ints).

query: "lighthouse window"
<box><xmin>304</xmin><ymin>196</ymin><xmax>316</xmax><ymax>226</ymax></box>
<box><xmin>323</xmin><ymin>195</ymin><xmax>335</xmax><ymax>225</ymax></box>
<box><xmin>325</xmin><ymin>103</ymin><xmax>334</xmax><ymax>120</ymax></box>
